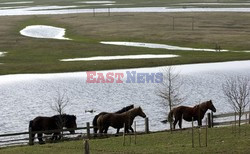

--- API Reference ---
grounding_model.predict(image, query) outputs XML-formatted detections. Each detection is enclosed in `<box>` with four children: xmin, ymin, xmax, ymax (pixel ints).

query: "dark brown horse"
<box><xmin>29</xmin><ymin>114</ymin><xmax>77</xmax><ymax>144</ymax></box>
<box><xmin>97</xmin><ymin>107</ymin><xmax>146</xmax><ymax>134</ymax></box>
<box><xmin>168</xmin><ymin>100</ymin><xmax>216</xmax><ymax>129</ymax></box>
<box><xmin>92</xmin><ymin>104</ymin><xmax>134</xmax><ymax>134</ymax></box>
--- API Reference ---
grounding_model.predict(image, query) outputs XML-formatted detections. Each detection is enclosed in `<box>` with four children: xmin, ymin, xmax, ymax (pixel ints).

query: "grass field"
<box><xmin>1</xmin><ymin>1</ymin><xmax>250</xmax><ymax>75</ymax></box>
<box><xmin>0</xmin><ymin>125</ymin><xmax>250</xmax><ymax>153</ymax></box>
<box><xmin>1</xmin><ymin>12</ymin><xmax>250</xmax><ymax>75</ymax></box>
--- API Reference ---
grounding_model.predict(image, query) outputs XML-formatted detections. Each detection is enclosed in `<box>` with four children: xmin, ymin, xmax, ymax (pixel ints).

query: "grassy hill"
<box><xmin>1</xmin><ymin>125</ymin><xmax>250</xmax><ymax>153</ymax></box>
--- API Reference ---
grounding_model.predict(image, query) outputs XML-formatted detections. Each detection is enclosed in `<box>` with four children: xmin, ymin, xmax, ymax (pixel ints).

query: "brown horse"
<box><xmin>92</xmin><ymin>104</ymin><xmax>134</xmax><ymax>134</ymax></box>
<box><xmin>29</xmin><ymin>114</ymin><xmax>77</xmax><ymax>144</ymax></box>
<box><xmin>168</xmin><ymin>100</ymin><xmax>216</xmax><ymax>129</ymax></box>
<box><xmin>97</xmin><ymin>107</ymin><xmax>146</xmax><ymax>134</ymax></box>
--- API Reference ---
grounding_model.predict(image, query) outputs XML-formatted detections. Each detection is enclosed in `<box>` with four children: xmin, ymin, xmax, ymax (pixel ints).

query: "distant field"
<box><xmin>0</xmin><ymin>1</ymin><xmax>250</xmax><ymax>74</ymax></box>
<box><xmin>1</xmin><ymin>125</ymin><xmax>250</xmax><ymax>153</ymax></box>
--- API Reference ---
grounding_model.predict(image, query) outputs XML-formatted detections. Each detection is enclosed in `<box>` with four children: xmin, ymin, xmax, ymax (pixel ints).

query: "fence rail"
<box><xmin>0</xmin><ymin>118</ymin><xmax>150</xmax><ymax>147</ymax></box>
<box><xmin>208</xmin><ymin>110</ymin><xmax>250</xmax><ymax>127</ymax></box>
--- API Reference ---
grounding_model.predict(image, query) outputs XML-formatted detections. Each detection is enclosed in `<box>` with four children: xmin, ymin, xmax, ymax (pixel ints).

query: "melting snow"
<box><xmin>0</xmin><ymin>52</ymin><xmax>7</xmax><ymax>57</ymax></box>
<box><xmin>0</xmin><ymin>1</ymin><xmax>33</xmax><ymax>5</ymax></box>
<box><xmin>20</xmin><ymin>25</ymin><xmax>70</xmax><ymax>40</ymax></box>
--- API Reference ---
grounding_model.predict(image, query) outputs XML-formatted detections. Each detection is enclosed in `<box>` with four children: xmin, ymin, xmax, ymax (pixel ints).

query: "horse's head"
<box><xmin>137</xmin><ymin>107</ymin><xmax>146</xmax><ymax>118</ymax></box>
<box><xmin>64</xmin><ymin>115</ymin><xmax>77</xmax><ymax>134</ymax></box>
<box><xmin>207</xmin><ymin>100</ymin><xmax>216</xmax><ymax>112</ymax></box>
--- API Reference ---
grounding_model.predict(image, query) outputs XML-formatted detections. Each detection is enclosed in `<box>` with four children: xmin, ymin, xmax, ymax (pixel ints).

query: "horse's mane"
<box><xmin>124</xmin><ymin>107</ymin><xmax>140</xmax><ymax>115</ymax></box>
<box><xmin>193</xmin><ymin>101</ymin><xmax>209</xmax><ymax>112</ymax></box>
<box><xmin>51</xmin><ymin>114</ymin><xmax>76</xmax><ymax>121</ymax></box>
<box><xmin>115</xmin><ymin>104</ymin><xmax>134</xmax><ymax>113</ymax></box>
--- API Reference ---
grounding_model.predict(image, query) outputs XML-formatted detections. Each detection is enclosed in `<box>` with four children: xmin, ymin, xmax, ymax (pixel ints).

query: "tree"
<box><xmin>157</xmin><ymin>66</ymin><xmax>185</xmax><ymax>129</ymax></box>
<box><xmin>50</xmin><ymin>90</ymin><xmax>70</xmax><ymax>138</ymax></box>
<box><xmin>50</xmin><ymin>90</ymin><xmax>69</xmax><ymax>116</ymax></box>
<box><xmin>222</xmin><ymin>76</ymin><xmax>250</xmax><ymax>127</ymax></box>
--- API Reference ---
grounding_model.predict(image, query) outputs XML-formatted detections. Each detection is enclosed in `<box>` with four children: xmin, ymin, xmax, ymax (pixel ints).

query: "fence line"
<box><xmin>0</xmin><ymin>119</ymin><xmax>149</xmax><ymax>147</ymax></box>
<box><xmin>208</xmin><ymin>111</ymin><xmax>250</xmax><ymax>127</ymax></box>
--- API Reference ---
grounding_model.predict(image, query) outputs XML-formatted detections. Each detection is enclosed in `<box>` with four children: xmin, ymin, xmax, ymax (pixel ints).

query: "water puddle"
<box><xmin>0</xmin><ymin>1</ymin><xmax>33</xmax><ymax>5</ymax></box>
<box><xmin>101</xmin><ymin>41</ymin><xmax>228</xmax><ymax>52</ymax></box>
<box><xmin>1</xmin><ymin>7</ymin><xmax>250</xmax><ymax>16</ymax></box>
<box><xmin>60</xmin><ymin>54</ymin><xmax>179</xmax><ymax>61</ymax></box>
<box><xmin>77</xmin><ymin>1</ymin><xmax>116</xmax><ymax>4</ymax></box>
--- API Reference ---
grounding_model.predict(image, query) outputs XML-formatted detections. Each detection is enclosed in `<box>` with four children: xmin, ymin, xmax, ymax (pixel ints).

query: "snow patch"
<box><xmin>20</xmin><ymin>25</ymin><xmax>71</xmax><ymax>40</ymax></box>
<box><xmin>0</xmin><ymin>52</ymin><xmax>7</xmax><ymax>57</ymax></box>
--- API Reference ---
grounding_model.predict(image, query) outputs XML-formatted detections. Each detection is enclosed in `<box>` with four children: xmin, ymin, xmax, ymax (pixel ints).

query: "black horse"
<box><xmin>29</xmin><ymin>114</ymin><xmax>77</xmax><ymax>144</ymax></box>
<box><xmin>92</xmin><ymin>105</ymin><xmax>134</xmax><ymax>134</ymax></box>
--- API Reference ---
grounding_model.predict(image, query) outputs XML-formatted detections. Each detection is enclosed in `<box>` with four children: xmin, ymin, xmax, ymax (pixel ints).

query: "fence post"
<box><xmin>123</xmin><ymin>123</ymin><xmax>125</xmax><ymax>146</ymax></box>
<box><xmin>93</xmin><ymin>8</ymin><xmax>95</xmax><ymax>17</ymax></box>
<box><xmin>192</xmin><ymin>117</ymin><xmax>194</xmax><ymax>148</ymax></box>
<box><xmin>83</xmin><ymin>139</ymin><xmax>90</xmax><ymax>154</ymax></box>
<box><xmin>234</xmin><ymin>112</ymin><xmax>237</xmax><ymax>136</ymax></box>
<box><xmin>145</xmin><ymin>117</ymin><xmax>149</xmax><ymax>134</ymax></box>
<box><xmin>211</xmin><ymin>112</ymin><xmax>214</xmax><ymax>127</ymax></box>
<box><xmin>249</xmin><ymin>106</ymin><xmax>250</xmax><ymax>124</ymax></box>
<box><xmin>207</xmin><ymin>113</ymin><xmax>211</xmax><ymax>128</ymax></box>
<box><xmin>86</xmin><ymin>122</ymin><xmax>90</xmax><ymax>139</ymax></box>
<box><xmin>205</xmin><ymin>117</ymin><xmax>208</xmax><ymax>147</ymax></box>
<box><xmin>134</xmin><ymin>121</ymin><xmax>137</xmax><ymax>145</ymax></box>
<box><xmin>28</xmin><ymin>125</ymin><xmax>34</xmax><ymax>145</ymax></box>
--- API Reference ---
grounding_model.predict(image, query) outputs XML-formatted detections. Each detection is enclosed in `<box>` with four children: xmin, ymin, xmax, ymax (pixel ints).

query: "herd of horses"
<box><xmin>29</xmin><ymin>100</ymin><xmax>216</xmax><ymax>144</ymax></box>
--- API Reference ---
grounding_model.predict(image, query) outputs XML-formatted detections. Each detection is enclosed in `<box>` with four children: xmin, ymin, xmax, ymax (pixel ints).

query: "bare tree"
<box><xmin>222</xmin><ymin>76</ymin><xmax>250</xmax><ymax>127</ymax></box>
<box><xmin>51</xmin><ymin>90</ymin><xmax>69</xmax><ymax>116</ymax></box>
<box><xmin>50</xmin><ymin>90</ymin><xmax>70</xmax><ymax>138</ymax></box>
<box><xmin>157</xmin><ymin>66</ymin><xmax>185</xmax><ymax>129</ymax></box>
<box><xmin>157</xmin><ymin>66</ymin><xmax>184</xmax><ymax>110</ymax></box>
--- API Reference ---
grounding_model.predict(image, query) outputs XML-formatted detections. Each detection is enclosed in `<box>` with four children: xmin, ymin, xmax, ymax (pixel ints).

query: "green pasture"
<box><xmin>0</xmin><ymin>1</ymin><xmax>250</xmax><ymax>74</ymax></box>
<box><xmin>1</xmin><ymin>125</ymin><xmax>250</xmax><ymax>154</ymax></box>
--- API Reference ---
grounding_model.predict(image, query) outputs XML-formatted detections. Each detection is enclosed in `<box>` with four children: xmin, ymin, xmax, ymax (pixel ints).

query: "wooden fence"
<box><xmin>0</xmin><ymin>118</ymin><xmax>150</xmax><ymax>147</ymax></box>
<box><xmin>207</xmin><ymin>111</ymin><xmax>250</xmax><ymax>127</ymax></box>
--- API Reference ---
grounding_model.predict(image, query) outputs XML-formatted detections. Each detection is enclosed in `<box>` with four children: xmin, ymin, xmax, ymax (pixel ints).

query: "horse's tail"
<box><xmin>167</xmin><ymin>109</ymin><xmax>174</xmax><ymax>123</ymax></box>
<box><xmin>92</xmin><ymin>115</ymin><xmax>99</xmax><ymax>134</ymax></box>
<box><xmin>29</xmin><ymin>120</ymin><xmax>33</xmax><ymax>130</ymax></box>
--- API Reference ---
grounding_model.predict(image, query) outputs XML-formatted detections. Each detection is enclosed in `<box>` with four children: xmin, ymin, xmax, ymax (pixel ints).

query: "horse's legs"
<box><xmin>116</xmin><ymin>128</ymin><xmax>120</xmax><ymax>134</ymax></box>
<box><xmin>31</xmin><ymin>133</ymin><xmax>35</xmax><ymax>142</ymax></box>
<box><xmin>129</xmin><ymin>126</ymin><xmax>134</xmax><ymax>133</ymax></box>
<box><xmin>125</xmin><ymin>125</ymin><xmax>130</xmax><ymax>133</ymax></box>
<box><xmin>104</xmin><ymin>126</ymin><xmax>109</xmax><ymax>134</ymax></box>
<box><xmin>52</xmin><ymin>132</ymin><xmax>60</xmax><ymax>141</ymax></box>
<box><xmin>173</xmin><ymin>119</ymin><xmax>178</xmax><ymax>130</ymax></box>
<box><xmin>37</xmin><ymin>133</ymin><xmax>45</xmax><ymax>144</ymax></box>
<box><xmin>198</xmin><ymin>119</ymin><xmax>202</xmax><ymax>127</ymax></box>
<box><xmin>178</xmin><ymin>118</ymin><xmax>183</xmax><ymax>129</ymax></box>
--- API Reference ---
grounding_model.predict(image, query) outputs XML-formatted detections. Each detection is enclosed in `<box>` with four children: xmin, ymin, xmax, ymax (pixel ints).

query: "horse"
<box><xmin>92</xmin><ymin>104</ymin><xmax>134</xmax><ymax>134</ymax></box>
<box><xmin>29</xmin><ymin>114</ymin><xmax>77</xmax><ymax>144</ymax></box>
<box><xmin>168</xmin><ymin>100</ymin><xmax>216</xmax><ymax>129</ymax></box>
<box><xmin>97</xmin><ymin>106</ymin><xmax>146</xmax><ymax>134</ymax></box>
